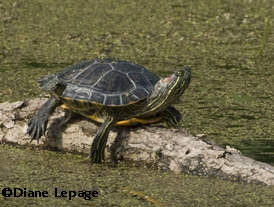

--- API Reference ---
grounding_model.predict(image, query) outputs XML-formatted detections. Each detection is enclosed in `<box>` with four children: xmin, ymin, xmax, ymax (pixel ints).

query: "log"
<box><xmin>1</xmin><ymin>98</ymin><xmax>274</xmax><ymax>185</ymax></box>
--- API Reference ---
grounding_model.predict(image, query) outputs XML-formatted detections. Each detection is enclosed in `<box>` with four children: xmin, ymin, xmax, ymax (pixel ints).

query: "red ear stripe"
<box><xmin>163</xmin><ymin>76</ymin><xmax>172</xmax><ymax>83</ymax></box>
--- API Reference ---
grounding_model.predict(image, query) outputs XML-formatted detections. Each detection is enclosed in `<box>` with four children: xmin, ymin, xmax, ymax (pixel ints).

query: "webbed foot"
<box><xmin>26</xmin><ymin>96</ymin><xmax>60</xmax><ymax>142</ymax></box>
<box><xmin>26</xmin><ymin>115</ymin><xmax>48</xmax><ymax>143</ymax></box>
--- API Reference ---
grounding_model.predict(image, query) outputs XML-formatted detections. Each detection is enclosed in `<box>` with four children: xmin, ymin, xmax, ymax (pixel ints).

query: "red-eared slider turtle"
<box><xmin>27</xmin><ymin>59</ymin><xmax>191</xmax><ymax>163</ymax></box>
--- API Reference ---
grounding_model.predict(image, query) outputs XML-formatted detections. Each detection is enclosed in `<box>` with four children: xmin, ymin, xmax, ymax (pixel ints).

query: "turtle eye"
<box><xmin>175</xmin><ymin>71</ymin><xmax>182</xmax><ymax>76</ymax></box>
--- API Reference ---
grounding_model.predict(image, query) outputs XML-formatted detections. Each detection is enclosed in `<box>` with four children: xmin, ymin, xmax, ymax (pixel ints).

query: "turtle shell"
<box><xmin>56</xmin><ymin>59</ymin><xmax>159</xmax><ymax>106</ymax></box>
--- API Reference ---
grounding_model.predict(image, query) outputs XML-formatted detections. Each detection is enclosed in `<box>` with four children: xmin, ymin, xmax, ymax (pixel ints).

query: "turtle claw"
<box><xmin>35</xmin><ymin>125</ymin><xmax>43</xmax><ymax>141</ymax></box>
<box><xmin>41</xmin><ymin>122</ymin><xmax>46</xmax><ymax>136</ymax></box>
<box><xmin>30</xmin><ymin>122</ymin><xmax>38</xmax><ymax>139</ymax></box>
<box><xmin>26</xmin><ymin>115</ymin><xmax>48</xmax><ymax>143</ymax></box>
<box><xmin>26</xmin><ymin>119</ymin><xmax>34</xmax><ymax>135</ymax></box>
<box><xmin>26</xmin><ymin>97</ymin><xmax>60</xmax><ymax>143</ymax></box>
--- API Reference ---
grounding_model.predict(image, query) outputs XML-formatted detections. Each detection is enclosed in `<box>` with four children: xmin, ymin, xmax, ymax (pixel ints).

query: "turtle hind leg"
<box><xmin>160</xmin><ymin>106</ymin><xmax>182</xmax><ymax>128</ymax></box>
<box><xmin>90</xmin><ymin>116</ymin><xmax>116</xmax><ymax>163</ymax></box>
<box><xmin>26</xmin><ymin>96</ymin><xmax>60</xmax><ymax>142</ymax></box>
<box><xmin>57</xmin><ymin>110</ymin><xmax>72</xmax><ymax>127</ymax></box>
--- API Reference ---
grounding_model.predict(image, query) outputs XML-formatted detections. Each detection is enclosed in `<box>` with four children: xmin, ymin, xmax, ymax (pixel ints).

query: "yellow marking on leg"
<box><xmin>116</xmin><ymin>117</ymin><xmax>162</xmax><ymax>126</ymax></box>
<box><xmin>86</xmin><ymin>113</ymin><xmax>104</xmax><ymax>123</ymax></box>
<box><xmin>60</xmin><ymin>105</ymin><xmax>162</xmax><ymax>126</ymax></box>
<box><xmin>60</xmin><ymin>104</ymin><xmax>70</xmax><ymax>110</ymax></box>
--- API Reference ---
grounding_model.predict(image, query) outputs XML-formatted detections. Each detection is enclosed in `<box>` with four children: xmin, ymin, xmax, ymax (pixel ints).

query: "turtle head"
<box><xmin>38</xmin><ymin>74</ymin><xmax>66</xmax><ymax>96</ymax></box>
<box><xmin>146</xmin><ymin>67</ymin><xmax>191</xmax><ymax>113</ymax></box>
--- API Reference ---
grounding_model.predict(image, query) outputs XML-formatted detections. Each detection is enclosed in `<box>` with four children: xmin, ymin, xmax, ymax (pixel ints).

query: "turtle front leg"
<box><xmin>160</xmin><ymin>106</ymin><xmax>182</xmax><ymax>128</ymax></box>
<box><xmin>26</xmin><ymin>96</ymin><xmax>61</xmax><ymax>142</ymax></box>
<box><xmin>90</xmin><ymin>117</ymin><xmax>116</xmax><ymax>163</ymax></box>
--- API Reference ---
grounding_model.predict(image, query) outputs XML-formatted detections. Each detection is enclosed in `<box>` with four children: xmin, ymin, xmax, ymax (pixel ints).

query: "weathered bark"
<box><xmin>1</xmin><ymin>98</ymin><xmax>274</xmax><ymax>185</ymax></box>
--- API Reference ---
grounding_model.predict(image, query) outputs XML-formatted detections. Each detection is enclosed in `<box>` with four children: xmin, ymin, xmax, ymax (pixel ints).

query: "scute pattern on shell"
<box><xmin>56</xmin><ymin>59</ymin><xmax>160</xmax><ymax>106</ymax></box>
